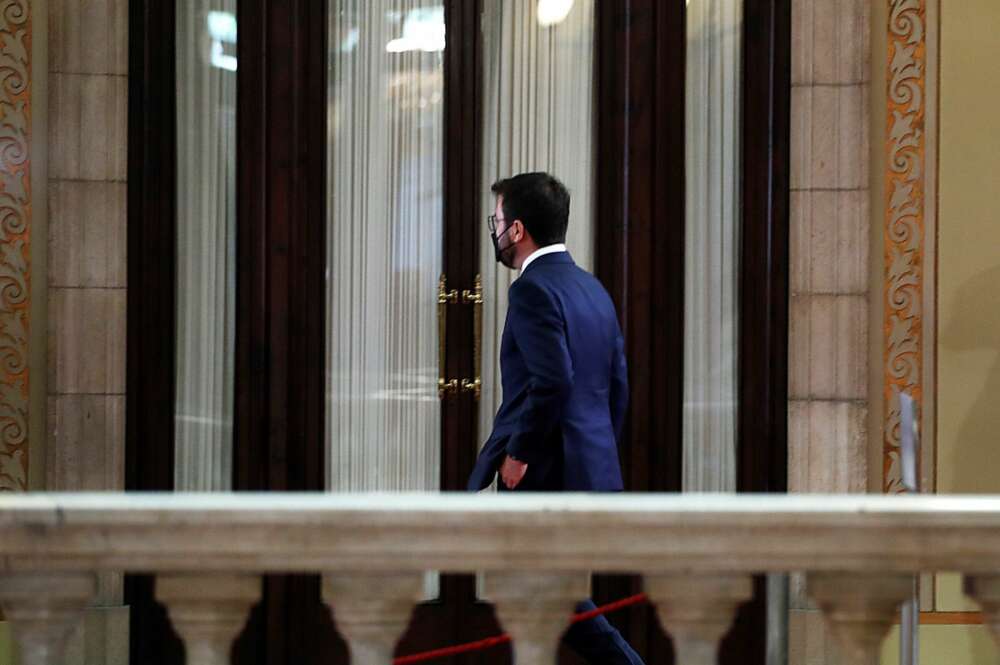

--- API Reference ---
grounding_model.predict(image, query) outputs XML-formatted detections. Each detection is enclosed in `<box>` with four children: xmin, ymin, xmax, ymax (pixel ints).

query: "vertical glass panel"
<box><xmin>326</xmin><ymin>1</ymin><xmax>445</xmax><ymax>493</ymax></box>
<box><xmin>478</xmin><ymin>0</ymin><xmax>597</xmax><ymax>444</ymax></box>
<box><xmin>174</xmin><ymin>1</ymin><xmax>238</xmax><ymax>491</ymax></box>
<box><xmin>683</xmin><ymin>0</ymin><xmax>742</xmax><ymax>492</ymax></box>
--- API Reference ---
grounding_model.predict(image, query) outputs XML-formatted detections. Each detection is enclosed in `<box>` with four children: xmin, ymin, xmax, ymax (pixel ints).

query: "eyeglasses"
<box><xmin>487</xmin><ymin>214</ymin><xmax>503</xmax><ymax>234</ymax></box>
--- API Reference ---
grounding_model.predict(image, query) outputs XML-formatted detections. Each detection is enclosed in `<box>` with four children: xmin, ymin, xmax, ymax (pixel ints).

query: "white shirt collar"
<box><xmin>520</xmin><ymin>243</ymin><xmax>568</xmax><ymax>275</ymax></box>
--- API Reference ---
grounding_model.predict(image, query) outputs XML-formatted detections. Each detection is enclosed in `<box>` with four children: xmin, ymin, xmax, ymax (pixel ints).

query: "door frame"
<box><xmin>593</xmin><ymin>0</ymin><xmax>790</xmax><ymax>663</ymax></box>
<box><xmin>124</xmin><ymin>1</ymin><xmax>184</xmax><ymax>663</ymax></box>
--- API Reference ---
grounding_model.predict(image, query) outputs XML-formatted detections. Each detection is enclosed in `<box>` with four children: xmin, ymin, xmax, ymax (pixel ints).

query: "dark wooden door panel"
<box><xmin>230</xmin><ymin>0</ymin><xmax>338</xmax><ymax>663</ymax></box>
<box><xmin>124</xmin><ymin>1</ymin><xmax>183</xmax><ymax>662</ymax></box>
<box><xmin>594</xmin><ymin>0</ymin><xmax>688</xmax><ymax>660</ymax></box>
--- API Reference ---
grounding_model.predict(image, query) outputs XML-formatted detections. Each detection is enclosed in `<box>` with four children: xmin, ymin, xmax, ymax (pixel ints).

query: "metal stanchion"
<box><xmin>899</xmin><ymin>392</ymin><xmax>920</xmax><ymax>665</ymax></box>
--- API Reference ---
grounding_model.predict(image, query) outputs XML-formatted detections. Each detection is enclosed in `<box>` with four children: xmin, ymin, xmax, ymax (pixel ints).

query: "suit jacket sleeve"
<box><xmin>610</xmin><ymin>326</ymin><xmax>629</xmax><ymax>442</ymax></box>
<box><xmin>505</xmin><ymin>278</ymin><xmax>574</xmax><ymax>465</ymax></box>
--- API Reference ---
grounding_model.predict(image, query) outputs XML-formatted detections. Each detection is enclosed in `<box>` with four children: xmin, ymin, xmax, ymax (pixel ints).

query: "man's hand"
<box><xmin>500</xmin><ymin>455</ymin><xmax>528</xmax><ymax>489</ymax></box>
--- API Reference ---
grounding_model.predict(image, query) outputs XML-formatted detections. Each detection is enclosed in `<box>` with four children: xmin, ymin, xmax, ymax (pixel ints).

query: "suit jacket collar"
<box><xmin>520</xmin><ymin>250</ymin><xmax>574</xmax><ymax>275</ymax></box>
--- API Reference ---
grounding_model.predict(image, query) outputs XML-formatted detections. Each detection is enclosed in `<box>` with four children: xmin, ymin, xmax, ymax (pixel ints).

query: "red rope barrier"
<box><xmin>393</xmin><ymin>593</ymin><xmax>649</xmax><ymax>665</ymax></box>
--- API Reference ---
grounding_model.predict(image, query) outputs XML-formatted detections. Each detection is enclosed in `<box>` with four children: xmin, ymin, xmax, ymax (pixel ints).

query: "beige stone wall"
<box><xmin>41</xmin><ymin>2</ymin><xmax>130</xmax><ymax>662</ymax></box>
<box><xmin>45</xmin><ymin>0</ymin><xmax>127</xmax><ymax>501</ymax></box>
<box><xmin>787</xmin><ymin>0</ymin><xmax>872</xmax><ymax>661</ymax></box>
<box><xmin>788</xmin><ymin>0</ymin><xmax>871</xmax><ymax>497</ymax></box>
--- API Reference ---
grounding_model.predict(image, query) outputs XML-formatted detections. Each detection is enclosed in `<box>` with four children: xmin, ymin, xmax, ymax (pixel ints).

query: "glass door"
<box><xmin>326</xmin><ymin>0</ymin><xmax>446</xmax><ymax>496</ymax></box>
<box><xmin>324</xmin><ymin>1</ymin><xmax>492</xmax><ymax>660</ymax></box>
<box><xmin>323</xmin><ymin>1</ymin><xmax>600</xmax><ymax>662</ymax></box>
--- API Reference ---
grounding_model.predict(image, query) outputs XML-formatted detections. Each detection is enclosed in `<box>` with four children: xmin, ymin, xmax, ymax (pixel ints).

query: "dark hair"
<box><xmin>491</xmin><ymin>172</ymin><xmax>570</xmax><ymax>246</ymax></box>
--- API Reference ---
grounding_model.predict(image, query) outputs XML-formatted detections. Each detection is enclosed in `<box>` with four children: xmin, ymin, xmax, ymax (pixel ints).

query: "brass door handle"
<box><xmin>438</xmin><ymin>274</ymin><xmax>459</xmax><ymax>398</ymax></box>
<box><xmin>437</xmin><ymin>273</ymin><xmax>483</xmax><ymax>400</ymax></box>
<box><xmin>461</xmin><ymin>275</ymin><xmax>483</xmax><ymax>400</ymax></box>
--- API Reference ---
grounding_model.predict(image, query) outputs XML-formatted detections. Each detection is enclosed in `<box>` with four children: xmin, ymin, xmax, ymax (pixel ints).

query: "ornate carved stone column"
<box><xmin>484</xmin><ymin>572</ymin><xmax>589</xmax><ymax>665</ymax></box>
<box><xmin>963</xmin><ymin>575</ymin><xmax>1000</xmax><ymax>648</ymax></box>
<box><xmin>807</xmin><ymin>573</ymin><xmax>911</xmax><ymax>665</ymax></box>
<box><xmin>0</xmin><ymin>0</ymin><xmax>32</xmax><ymax>496</ymax></box>
<box><xmin>0</xmin><ymin>573</ymin><xmax>96</xmax><ymax>665</ymax></box>
<box><xmin>323</xmin><ymin>573</ymin><xmax>424</xmax><ymax>664</ymax></box>
<box><xmin>156</xmin><ymin>574</ymin><xmax>260</xmax><ymax>665</ymax></box>
<box><xmin>645</xmin><ymin>573</ymin><xmax>753</xmax><ymax>665</ymax></box>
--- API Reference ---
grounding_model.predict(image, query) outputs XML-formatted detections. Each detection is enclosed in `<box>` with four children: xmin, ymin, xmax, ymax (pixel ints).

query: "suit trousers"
<box><xmin>560</xmin><ymin>600</ymin><xmax>645</xmax><ymax>665</ymax></box>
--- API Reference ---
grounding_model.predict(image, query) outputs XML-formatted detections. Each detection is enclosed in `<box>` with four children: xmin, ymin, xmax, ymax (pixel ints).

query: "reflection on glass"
<box><xmin>174</xmin><ymin>1</ymin><xmax>238</xmax><ymax>491</ymax></box>
<box><xmin>683</xmin><ymin>0</ymin><xmax>742</xmax><ymax>492</ymax></box>
<box><xmin>326</xmin><ymin>1</ymin><xmax>444</xmax><ymax>494</ymax></box>
<box><xmin>385</xmin><ymin>6</ymin><xmax>445</xmax><ymax>53</ymax></box>
<box><xmin>207</xmin><ymin>10</ymin><xmax>237</xmax><ymax>71</ymax></box>
<box><xmin>536</xmin><ymin>0</ymin><xmax>575</xmax><ymax>26</ymax></box>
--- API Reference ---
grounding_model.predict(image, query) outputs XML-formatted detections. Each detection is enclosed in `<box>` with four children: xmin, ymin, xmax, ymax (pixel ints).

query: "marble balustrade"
<box><xmin>2</xmin><ymin>493</ymin><xmax>1000</xmax><ymax>665</ymax></box>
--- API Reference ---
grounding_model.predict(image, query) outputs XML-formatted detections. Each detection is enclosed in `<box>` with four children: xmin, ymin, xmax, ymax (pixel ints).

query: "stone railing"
<box><xmin>3</xmin><ymin>493</ymin><xmax>1000</xmax><ymax>665</ymax></box>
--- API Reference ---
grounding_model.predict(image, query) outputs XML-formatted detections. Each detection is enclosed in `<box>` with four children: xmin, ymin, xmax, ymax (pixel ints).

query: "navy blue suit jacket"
<box><xmin>467</xmin><ymin>252</ymin><xmax>628</xmax><ymax>492</ymax></box>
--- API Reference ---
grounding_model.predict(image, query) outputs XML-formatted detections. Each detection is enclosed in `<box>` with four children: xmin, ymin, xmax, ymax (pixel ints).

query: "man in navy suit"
<box><xmin>468</xmin><ymin>173</ymin><xmax>643</xmax><ymax>664</ymax></box>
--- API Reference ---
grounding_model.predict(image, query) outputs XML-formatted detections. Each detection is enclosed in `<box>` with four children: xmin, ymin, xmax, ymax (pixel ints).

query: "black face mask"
<box><xmin>491</xmin><ymin>223</ymin><xmax>518</xmax><ymax>269</ymax></box>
